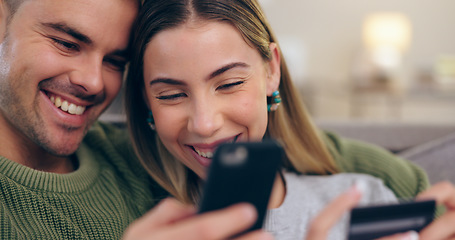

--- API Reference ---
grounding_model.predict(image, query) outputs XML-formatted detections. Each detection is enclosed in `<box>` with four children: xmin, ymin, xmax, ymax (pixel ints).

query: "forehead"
<box><xmin>144</xmin><ymin>21</ymin><xmax>265</xmax><ymax>80</ymax></box>
<box><xmin>146</xmin><ymin>21</ymin><xmax>258</xmax><ymax>63</ymax></box>
<box><xmin>12</xmin><ymin>0</ymin><xmax>139</xmax><ymax>47</ymax></box>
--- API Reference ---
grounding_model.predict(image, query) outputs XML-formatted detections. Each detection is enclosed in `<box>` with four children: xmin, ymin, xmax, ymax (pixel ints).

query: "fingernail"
<box><xmin>404</xmin><ymin>231</ymin><xmax>419</xmax><ymax>240</ymax></box>
<box><xmin>354</xmin><ymin>180</ymin><xmax>367</xmax><ymax>195</ymax></box>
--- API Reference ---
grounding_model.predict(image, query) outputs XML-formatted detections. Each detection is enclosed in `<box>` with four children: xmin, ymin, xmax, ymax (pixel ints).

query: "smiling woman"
<box><xmin>125</xmin><ymin>0</ymin><xmax>339</xmax><ymax>204</ymax></box>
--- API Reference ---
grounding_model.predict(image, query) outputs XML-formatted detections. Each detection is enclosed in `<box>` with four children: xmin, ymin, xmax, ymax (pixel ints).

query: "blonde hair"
<box><xmin>125</xmin><ymin>0</ymin><xmax>338</xmax><ymax>204</ymax></box>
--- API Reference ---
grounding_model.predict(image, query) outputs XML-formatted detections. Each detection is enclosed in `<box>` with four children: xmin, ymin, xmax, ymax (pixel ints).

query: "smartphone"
<box><xmin>347</xmin><ymin>199</ymin><xmax>436</xmax><ymax>240</ymax></box>
<box><xmin>198</xmin><ymin>140</ymin><xmax>284</xmax><ymax>234</ymax></box>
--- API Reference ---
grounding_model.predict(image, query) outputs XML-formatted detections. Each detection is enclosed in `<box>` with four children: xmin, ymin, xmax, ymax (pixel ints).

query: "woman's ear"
<box><xmin>265</xmin><ymin>42</ymin><xmax>281</xmax><ymax>96</ymax></box>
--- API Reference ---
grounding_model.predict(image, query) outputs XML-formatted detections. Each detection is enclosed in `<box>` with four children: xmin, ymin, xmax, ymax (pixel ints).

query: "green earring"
<box><xmin>267</xmin><ymin>90</ymin><xmax>281</xmax><ymax>111</ymax></box>
<box><xmin>147</xmin><ymin>111</ymin><xmax>156</xmax><ymax>130</ymax></box>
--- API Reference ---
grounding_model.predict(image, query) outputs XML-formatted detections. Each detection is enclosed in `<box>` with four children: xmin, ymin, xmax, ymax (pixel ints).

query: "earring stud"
<box><xmin>267</xmin><ymin>90</ymin><xmax>281</xmax><ymax>112</ymax></box>
<box><xmin>147</xmin><ymin>111</ymin><xmax>156</xmax><ymax>130</ymax></box>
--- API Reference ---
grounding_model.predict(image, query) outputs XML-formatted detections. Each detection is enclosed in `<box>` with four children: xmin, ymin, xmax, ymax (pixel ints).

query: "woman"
<box><xmin>124</xmin><ymin>0</ymin><xmax>448</xmax><ymax>239</ymax></box>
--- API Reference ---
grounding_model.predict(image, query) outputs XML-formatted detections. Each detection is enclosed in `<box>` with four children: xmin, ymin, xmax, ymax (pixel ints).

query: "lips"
<box><xmin>190</xmin><ymin>134</ymin><xmax>240</xmax><ymax>159</ymax></box>
<box><xmin>48</xmin><ymin>94</ymin><xmax>86</xmax><ymax>115</ymax></box>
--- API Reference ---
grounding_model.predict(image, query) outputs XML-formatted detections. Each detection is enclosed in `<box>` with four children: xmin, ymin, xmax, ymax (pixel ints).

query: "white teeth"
<box><xmin>55</xmin><ymin>97</ymin><xmax>62</xmax><ymax>107</ymax></box>
<box><xmin>76</xmin><ymin>106</ymin><xmax>85</xmax><ymax>115</ymax></box>
<box><xmin>68</xmin><ymin>103</ymin><xmax>77</xmax><ymax>114</ymax></box>
<box><xmin>61</xmin><ymin>101</ymin><xmax>69</xmax><ymax>111</ymax></box>
<box><xmin>49</xmin><ymin>95</ymin><xmax>86</xmax><ymax>115</ymax></box>
<box><xmin>195</xmin><ymin>149</ymin><xmax>214</xmax><ymax>159</ymax></box>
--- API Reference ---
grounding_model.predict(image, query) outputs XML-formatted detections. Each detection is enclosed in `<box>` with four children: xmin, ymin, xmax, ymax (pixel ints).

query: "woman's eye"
<box><xmin>52</xmin><ymin>38</ymin><xmax>79</xmax><ymax>52</ymax></box>
<box><xmin>156</xmin><ymin>92</ymin><xmax>187</xmax><ymax>100</ymax></box>
<box><xmin>217</xmin><ymin>81</ymin><xmax>245</xmax><ymax>90</ymax></box>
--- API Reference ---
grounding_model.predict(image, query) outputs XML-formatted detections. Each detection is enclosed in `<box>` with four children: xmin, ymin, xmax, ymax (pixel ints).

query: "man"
<box><xmin>0</xmin><ymin>0</ymin><xmax>270</xmax><ymax>239</ymax></box>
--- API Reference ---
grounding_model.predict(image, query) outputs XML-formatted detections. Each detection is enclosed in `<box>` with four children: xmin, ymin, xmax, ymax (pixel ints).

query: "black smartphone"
<box><xmin>198</xmin><ymin>140</ymin><xmax>283</xmax><ymax>234</ymax></box>
<box><xmin>347</xmin><ymin>199</ymin><xmax>436</xmax><ymax>240</ymax></box>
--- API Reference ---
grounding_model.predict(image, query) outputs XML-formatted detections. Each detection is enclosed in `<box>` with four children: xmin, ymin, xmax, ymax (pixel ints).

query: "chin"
<box><xmin>40</xmin><ymin>134</ymin><xmax>85</xmax><ymax>157</ymax></box>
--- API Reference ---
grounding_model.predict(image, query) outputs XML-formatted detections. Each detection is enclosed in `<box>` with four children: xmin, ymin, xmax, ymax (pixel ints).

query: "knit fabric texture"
<box><xmin>0</xmin><ymin>122</ymin><xmax>158</xmax><ymax>239</ymax></box>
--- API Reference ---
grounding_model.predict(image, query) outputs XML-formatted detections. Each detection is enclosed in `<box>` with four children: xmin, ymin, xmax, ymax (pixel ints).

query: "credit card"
<box><xmin>347</xmin><ymin>199</ymin><xmax>436</xmax><ymax>240</ymax></box>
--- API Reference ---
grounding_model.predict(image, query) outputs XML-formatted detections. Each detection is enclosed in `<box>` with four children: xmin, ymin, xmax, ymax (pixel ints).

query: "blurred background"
<box><xmin>258</xmin><ymin>0</ymin><xmax>455</xmax><ymax>124</ymax></box>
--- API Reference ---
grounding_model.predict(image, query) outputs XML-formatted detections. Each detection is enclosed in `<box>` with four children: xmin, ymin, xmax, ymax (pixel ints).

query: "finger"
<box><xmin>419</xmin><ymin>210</ymin><xmax>455</xmax><ymax>239</ymax></box>
<box><xmin>305</xmin><ymin>184</ymin><xmax>363</xmax><ymax>240</ymax></box>
<box><xmin>155</xmin><ymin>203</ymin><xmax>259</xmax><ymax>240</ymax></box>
<box><xmin>416</xmin><ymin>181</ymin><xmax>455</xmax><ymax>210</ymax></box>
<box><xmin>136</xmin><ymin>198</ymin><xmax>196</xmax><ymax>229</ymax></box>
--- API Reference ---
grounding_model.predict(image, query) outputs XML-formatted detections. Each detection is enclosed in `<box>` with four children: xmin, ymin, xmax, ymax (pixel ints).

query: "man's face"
<box><xmin>0</xmin><ymin>0</ymin><xmax>138</xmax><ymax>157</ymax></box>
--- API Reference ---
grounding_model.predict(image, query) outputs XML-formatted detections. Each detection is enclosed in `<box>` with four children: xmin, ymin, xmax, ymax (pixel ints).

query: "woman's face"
<box><xmin>143</xmin><ymin>21</ymin><xmax>280</xmax><ymax>179</ymax></box>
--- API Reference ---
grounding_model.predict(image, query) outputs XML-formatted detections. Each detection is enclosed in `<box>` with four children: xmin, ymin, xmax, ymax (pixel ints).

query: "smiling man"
<box><xmin>0</xmin><ymin>0</ymin><xmax>272</xmax><ymax>239</ymax></box>
<box><xmin>0</xmin><ymin>0</ymin><xmax>156</xmax><ymax>238</ymax></box>
<box><xmin>0</xmin><ymin>0</ymin><xmax>134</xmax><ymax>172</ymax></box>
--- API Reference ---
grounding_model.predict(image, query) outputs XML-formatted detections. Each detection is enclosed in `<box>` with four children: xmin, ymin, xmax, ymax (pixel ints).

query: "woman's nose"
<box><xmin>187</xmin><ymin>100</ymin><xmax>224</xmax><ymax>137</ymax></box>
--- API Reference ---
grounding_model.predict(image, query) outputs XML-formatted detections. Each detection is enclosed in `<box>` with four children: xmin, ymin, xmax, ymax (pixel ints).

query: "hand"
<box><xmin>122</xmin><ymin>198</ymin><xmax>274</xmax><ymax>240</ymax></box>
<box><xmin>305</xmin><ymin>184</ymin><xmax>363</xmax><ymax>240</ymax></box>
<box><xmin>377</xmin><ymin>181</ymin><xmax>455</xmax><ymax>240</ymax></box>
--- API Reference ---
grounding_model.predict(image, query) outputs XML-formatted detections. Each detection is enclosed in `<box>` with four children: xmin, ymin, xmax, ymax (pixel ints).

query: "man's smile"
<box><xmin>47</xmin><ymin>93</ymin><xmax>87</xmax><ymax>116</ymax></box>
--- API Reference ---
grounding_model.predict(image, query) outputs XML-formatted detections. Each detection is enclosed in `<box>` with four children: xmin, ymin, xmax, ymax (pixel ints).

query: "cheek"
<box><xmin>152</xmin><ymin>106</ymin><xmax>185</xmax><ymax>142</ymax></box>
<box><xmin>11</xmin><ymin>47</ymin><xmax>70</xmax><ymax>94</ymax></box>
<box><xmin>234</xmin><ymin>91</ymin><xmax>269</xmax><ymax>139</ymax></box>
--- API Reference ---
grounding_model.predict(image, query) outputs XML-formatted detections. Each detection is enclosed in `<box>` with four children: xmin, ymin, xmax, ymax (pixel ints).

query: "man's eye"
<box><xmin>217</xmin><ymin>81</ymin><xmax>245</xmax><ymax>90</ymax></box>
<box><xmin>104</xmin><ymin>57</ymin><xmax>127</xmax><ymax>72</ymax></box>
<box><xmin>52</xmin><ymin>38</ymin><xmax>79</xmax><ymax>52</ymax></box>
<box><xmin>156</xmin><ymin>93</ymin><xmax>187</xmax><ymax>100</ymax></box>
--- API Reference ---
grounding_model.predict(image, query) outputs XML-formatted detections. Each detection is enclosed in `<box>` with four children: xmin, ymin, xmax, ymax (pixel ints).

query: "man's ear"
<box><xmin>265</xmin><ymin>42</ymin><xmax>281</xmax><ymax>96</ymax></box>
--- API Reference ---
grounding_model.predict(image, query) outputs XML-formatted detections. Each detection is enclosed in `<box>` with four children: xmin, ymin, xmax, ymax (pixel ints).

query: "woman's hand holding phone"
<box><xmin>122</xmin><ymin>198</ymin><xmax>274</xmax><ymax>240</ymax></box>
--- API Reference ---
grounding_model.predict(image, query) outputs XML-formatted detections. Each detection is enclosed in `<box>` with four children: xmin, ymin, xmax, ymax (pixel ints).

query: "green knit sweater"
<box><xmin>0</xmin><ymin>122</ymin><xmax>159</xmax><ymax>239</ymax></box>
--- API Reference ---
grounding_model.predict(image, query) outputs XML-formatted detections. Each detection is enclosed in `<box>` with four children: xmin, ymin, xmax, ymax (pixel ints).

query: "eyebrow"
<box><xmin>208</xmin><ymin>62</ymin><xmax>249</xmax><ymax>80</ymax></box>
<box><xmin>149</xmin><ymin>62</ymin><xmax>250</xmax><ymax>86</ymax></box>
<box><xmin>42</xmin><ymin>22</ymin><xmax>92</xmax><ymax>45</ymax></box>
<box><xmin>149</xmin><ymin>78</ymin><xmax>185</xmax><ymax>86</ymax></box>
<box><xmin>41</xmin><ymin>22</ymin><xmax>130</xmax><ymax>60</ymax></box>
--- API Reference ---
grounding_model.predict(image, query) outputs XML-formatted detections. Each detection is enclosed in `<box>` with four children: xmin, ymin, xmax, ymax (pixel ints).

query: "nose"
<box><xmin>187</xmin><ymin>98</ymin><xmax>224</xmax><ymax>137</ymax></box>
<box><xmin>69</xmin><ymin>57</ymin><xmax>104</xmax><ymax>95</ymax></box>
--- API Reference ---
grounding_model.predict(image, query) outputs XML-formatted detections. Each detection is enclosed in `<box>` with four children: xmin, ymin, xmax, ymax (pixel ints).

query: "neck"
<box><xmin>1</xmin><ymin>141</ymin><xmax>76</xmax><ymax>173</ymax></box>
<box><xmin>267</xmin><ymin>172</ymin><xmax>286</xmax><ymax>209</ymax></box>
